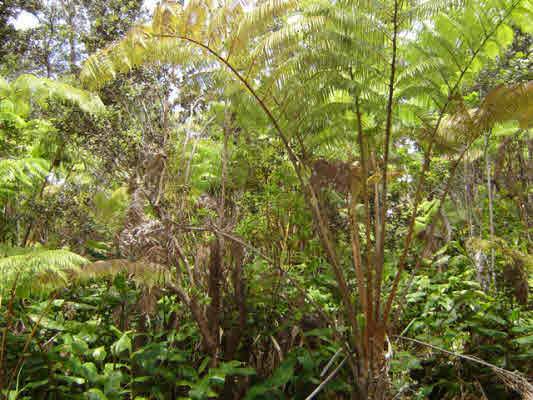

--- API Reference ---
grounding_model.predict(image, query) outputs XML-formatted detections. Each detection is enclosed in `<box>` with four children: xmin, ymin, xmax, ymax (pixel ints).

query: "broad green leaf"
<box><xmin>483</xmin><ymin>313</ymin><xmax>507</xmax><ymax>326</ymax></box>
<box><xmin>474</xmin><ymin>327</ymin><xmax>508</xmax><ymax>339</ymax></box>
<box><xmin>244</xmin><ymin>360</ymin><xmax>295</xmax><ymax>399</ymax></box>
<box><xmin>28</xmin><ymin>314</ymin><xmax>65</xmax><ymax>331</ymax></box>
<box><xmin>209</xmin><ymin>375</ymin><xmax>225</xmax><ymax>385</ymax></box>
<box><xmin>24</xmin><ymin>379</ymin><xmax>49</xmax><ymax>389</ymax></box>
<box><xmin>111</xmin><ymin>332</ymin><xmax>132</xmax><ymax>356</ymax></box>
<box><xmin>215</xmin><ymin>361</ymin><xmax>255</xmax><ymax>377</ymax></box>
<box><xmin>82</xmin><ymin>362</ymin><xmax>98</xmax><ymax>382</ymax></box>
<box><xmin>57</xmin><ymin>375</ymin><xmax>85</xmax><ymax>385</ymax></box>
<box><xmin>92</xmin><ymin>346</ymin><xmax>107</xmax><ymax>361</ymax></box>
<box><xmin>513</xmin><ymin>335</ymin><xmax>533</xmax><ymax>345</ymax></box>
<box><xmin>103</xmin><ymin>371</ymin><xmax>123</xmax><ymax>394</ymax></box>
<box><xmin>85</xmin><ymin>388</ymin><xmax>108</xmax><ymax>400</ymax></box>
<box><xmin>198</xmin><ymin>356</ymin><xmax>211</xmax><ymax>374</ymax></box>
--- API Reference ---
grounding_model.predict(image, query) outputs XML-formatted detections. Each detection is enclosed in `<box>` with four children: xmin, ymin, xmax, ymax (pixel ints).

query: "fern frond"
<box><xmin>0</xmin><ymin>247</ymin><xmax>89</xmax><ymax>297</ymax></box>
<box><xmin>0</xmin><ymin>245</ymin><xmax>176</xmax><ymax>298</ymax></box>
<box><xmin>79</xmin><ymin>259</ymin><xmax>173</xmax><ymax>289</ymax></box>
<box><xmin>476</xmin><ymin>81</ymin><xmax>533</xmax><ymax>130</ymax></box>
<box><xmin>404</xmin><ymin>0</ymin><xmax>465</xmax><ymax>22</ymax></box>
<box><xmin>0</xmin><ymin>157</ymin><xmax>50</xmax><ymax>200</ymax></box>
<box><xmin>81</xmin><ymin>0</ymin><xmax>300</xmax><ymax>89</ymax></box>
<box><xmin>232</xmin><ymin>0</ymin><xmax>299</xmax><ymax>55</ymax></box>
<box><xmin>433</xmin><ymin>81</ymin><xmax>532</xmax><ymax>151</ymax></box>
<box><xmin>11</xmin><ymin>75</ymin><xmax>105</xmax><ymax>114</ymax></box>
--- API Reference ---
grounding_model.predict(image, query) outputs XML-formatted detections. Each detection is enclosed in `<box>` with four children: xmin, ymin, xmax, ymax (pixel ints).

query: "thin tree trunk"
<box><xmin>525</xmin><ymin>139</ymin><xmax>533</xmax><ymax>253</ymax></box>
<box><xmin>484</xmin><ymin>130</ymin><xmax>496</xmax><ymax>288</ymax></box>
<box><xmin>374</xmin><ymin>0</ymin><xmax>400</xmax><ymax>329</ymax></box>
<box><xmin>464</xmin><ymin>160</ymin><xmax>475</xmax><ymax>238</ymax></box>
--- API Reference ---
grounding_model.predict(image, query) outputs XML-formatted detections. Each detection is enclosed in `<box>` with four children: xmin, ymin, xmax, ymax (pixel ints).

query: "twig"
<box><xmin>395</xmin><ymin>335</ymin><xmax>533</xmax><ymax>385</ymax></box>
<box><xmin>320</xmin><ymin>347</ymin><xmax>343</xmax><ymax>378</ymax></box>
<box><xmin>270</xmin><ymin>335</ymin><xmax>283</xmax><ymax>362</ymax></box>
<box><xmin>392</xmin><ymin>384</ymin><xmax>411</xmax><ymax>400</ymax></box>
<box><xmin>305</xmin><ymin>356</ymin><xmax>347</xmax><ymax>400</ymax></box>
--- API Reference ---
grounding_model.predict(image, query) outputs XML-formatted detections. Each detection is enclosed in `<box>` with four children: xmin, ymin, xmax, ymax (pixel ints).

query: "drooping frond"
<box><xmin>435</xmin><ymin>81</ymin><xmax>532</xmax><ymax>150</ymax></box>
<box><xmin>476</xmin><ymin>81</ymin><xmax>533</xmax><ymax>130</ymax></box>
<box><xmin>432</xmin><ymin>96</ymin><xmax>477</xmax><ymax>150</ymax></box>
<box><xmin>79</xmin><ymin>259</ymin><xmax>173</xmax><ymax>289</ymax></box>
<box><xmin>7</xmin><ymin>74</ymin><xmax>105</xmax><ymax>114</ymax></box>
<box><xmin>0</xmin><ymin>247</ymin><xmax>89</xmax><ymax>297</ymax></box>
<box><xmin>81</xmin><ymin>25</ymin><xmax>201</xmax><ymax>89</ymax></box>
<box><xmin>80</xmin><ymin>0</ymin><xmax>299</xmax><ymax>89</ymax></box>
<box><xmin>0</xmin><ymin>243</ymin><xmax>177</xmax><ymax>297</ymax></box>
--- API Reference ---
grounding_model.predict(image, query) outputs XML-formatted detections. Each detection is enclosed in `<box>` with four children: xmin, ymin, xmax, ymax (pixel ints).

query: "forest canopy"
<box><xmin>0</xmin><ymin>0</ymin><xmax>532</xmax><ymax>399</ymax></box>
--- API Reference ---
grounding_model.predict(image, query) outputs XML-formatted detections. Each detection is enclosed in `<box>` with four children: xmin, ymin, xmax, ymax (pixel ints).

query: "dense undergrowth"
<box><xmin>1</xmin><ymin>256</ymin><xmax>532</xmax><ymax>399</ymax></box>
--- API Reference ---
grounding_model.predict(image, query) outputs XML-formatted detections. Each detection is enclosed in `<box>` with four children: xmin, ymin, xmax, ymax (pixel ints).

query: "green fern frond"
<box><xmin>404</xmin><ymin>0</ymin><xmax>465</xmax><ymax>21</ymax></box>
<box><xmin>232</xmin><ymin>0</ymin><xmax>299</xmax><ymax>54</ymax></box>
<box><xmin>0</xmin><ymin>158</ymin><xmax>50</xmax><ymax>200</ymax></box>
<box><xmin>10</xmin><ymin>74</ymin><xmax>105</xmax><ymax>114</ymax></box>
<box><xmin>0</xmin><ymin>247</ymin><xmax>89</xmax><ymax>297</ymax></box>
<box><xmin>0</xmin><ymin>245</ymin><xmax>174</xmax><ymax>297</ymax></box>
<box><xmin>81</xmin><ymin>0</ymin><xmax>299</xmax><ymax>89</ymax></box>
<box><xmin>409</xmin><ymin>0</ymin><xmax>522</xmax><ymax>96</ymax></box>
<box><xmin>247</xmin><ymin>15</ymin><xmax>324</xmax><ymax>71</ymax></box>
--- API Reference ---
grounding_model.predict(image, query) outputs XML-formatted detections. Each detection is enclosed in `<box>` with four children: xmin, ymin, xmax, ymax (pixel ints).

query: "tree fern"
<box><xmin>67</xmin><ymin>0</ymin><xmax>533</xmax><ymax>154</ymax></box>
<box><xmin>77</xmin><ymin>1</ymin><xmax>532</xmax><ymax>395</ymax></box>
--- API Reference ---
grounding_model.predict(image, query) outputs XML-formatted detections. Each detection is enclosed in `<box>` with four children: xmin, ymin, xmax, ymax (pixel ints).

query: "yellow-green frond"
<box><xmin>12</xmin><ymin>75</ymin><xmax>105</xmax><ymax>114</ymax></box>
<box><xmin>0</xmin><ymin>247</ymin><xmax>89</xmax><ymax>297</ymax></box>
